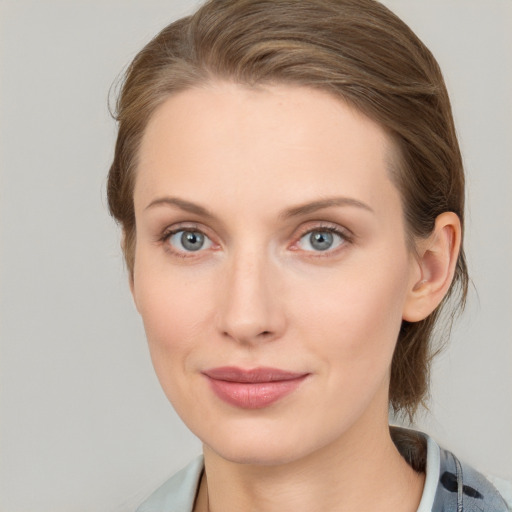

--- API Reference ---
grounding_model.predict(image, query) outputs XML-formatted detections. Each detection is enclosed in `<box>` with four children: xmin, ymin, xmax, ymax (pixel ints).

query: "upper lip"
<box><xmin>202</xmin><ymin>366</ymin><xmax>309</xmax><ymax>383</ymax></box>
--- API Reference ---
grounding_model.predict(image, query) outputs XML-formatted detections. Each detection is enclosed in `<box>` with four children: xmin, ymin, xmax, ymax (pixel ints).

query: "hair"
<box><xmin>107</xmin><ymin>0</ymin><xmax>468</xmax><ymax>420</ymax></box>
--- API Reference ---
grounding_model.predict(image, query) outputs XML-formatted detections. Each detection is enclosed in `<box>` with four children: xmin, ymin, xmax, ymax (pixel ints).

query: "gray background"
<box><xmin>1</xmin><ymin>1</ymin><xmax>510</xmax><ymax>510</ymax></box>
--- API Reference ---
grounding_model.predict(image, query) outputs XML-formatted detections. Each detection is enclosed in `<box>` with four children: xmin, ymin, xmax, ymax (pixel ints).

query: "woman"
<box><xmin>107</xmin><ymin>0</ymin><xmax>509</xmax><ymax>510</ymax></box>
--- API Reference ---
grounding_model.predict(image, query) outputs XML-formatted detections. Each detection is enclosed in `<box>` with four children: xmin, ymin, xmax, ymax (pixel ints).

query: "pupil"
<box><xmin>310</xmin><ymin>231</ymin><xmax>333</xmax><ymax>251</ymax></box>
<box><xmin>181</xmin><ymin>231</ymin><xmax>204</xmax><ymax>251</ymax></box>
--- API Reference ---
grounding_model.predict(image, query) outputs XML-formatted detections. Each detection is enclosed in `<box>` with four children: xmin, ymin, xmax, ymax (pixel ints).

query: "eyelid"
<box><xmin>289</xmin><ymin>222</ymin><xmax>353</xmax><ymax>254</ymax></box>
<box><xmin>156</xmin><ymin>220</ymin><xmax>353</xmax><ymax>257</ymax></box>
<box><xmin>159</xmin><ymin>222</ymin><xmax>219</xmax><ymax>257</ymax></box>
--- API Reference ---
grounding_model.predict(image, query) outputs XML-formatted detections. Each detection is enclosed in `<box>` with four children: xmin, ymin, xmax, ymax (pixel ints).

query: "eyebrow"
<box><xmin>280</xmin><ymin>197</ymin><xmax>374</xmax><ymax>219</ymax></box>
<box><xmin>145</xmin><ymin>197</ymin><xmax>216</xmax><ymax>218</ymax></box>
<box><xmin>144</xmin><ymin>196</ymin><xmax>374</xmax><ymax>219</ymax></box>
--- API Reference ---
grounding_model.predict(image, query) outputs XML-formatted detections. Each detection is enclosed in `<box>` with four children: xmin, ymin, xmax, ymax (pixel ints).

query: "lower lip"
<box><xmin>206</xmin><ymin>376</ymin><xmax>308</xmax><ymax>409</ymax></box>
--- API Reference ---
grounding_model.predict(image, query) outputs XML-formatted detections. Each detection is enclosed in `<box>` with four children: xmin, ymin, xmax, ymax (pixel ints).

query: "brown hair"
<box><xmin>107</xmin><ymin>0</ymin><xmax>468</xmax><ymax>419</ymax></box>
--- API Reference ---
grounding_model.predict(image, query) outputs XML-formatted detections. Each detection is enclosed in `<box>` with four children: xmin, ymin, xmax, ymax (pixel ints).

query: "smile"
<box><xmin>202</xmin><ymin>367</ymin><xmax>310</xmax><ymax>409</ymax></box>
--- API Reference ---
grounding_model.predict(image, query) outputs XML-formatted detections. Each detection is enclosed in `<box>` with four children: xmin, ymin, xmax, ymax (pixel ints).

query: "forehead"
<box><xmin>134</xmin><ymin>82</ymin><xmax>401</xmax><ymax>221</ymax></box>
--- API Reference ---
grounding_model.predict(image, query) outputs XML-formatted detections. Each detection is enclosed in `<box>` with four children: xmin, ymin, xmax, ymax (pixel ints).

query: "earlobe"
<box><xmin>402</xmin><ymin>212</ymin><xmax>461</xmax><ymax>322</ymax></box>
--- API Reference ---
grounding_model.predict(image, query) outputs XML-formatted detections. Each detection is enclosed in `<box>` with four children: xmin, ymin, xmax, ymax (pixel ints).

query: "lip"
<box><xmin>202</xmin><ymin>367</ymin><xmax>309</xmax><ymax>409</ymax></box>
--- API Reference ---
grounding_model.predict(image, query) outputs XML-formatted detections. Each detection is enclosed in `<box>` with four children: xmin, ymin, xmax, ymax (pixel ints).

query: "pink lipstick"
<box><xmin>202</xmin><ymin>367</ymin><xmax>309</xmax><ymax>409</ymax></box>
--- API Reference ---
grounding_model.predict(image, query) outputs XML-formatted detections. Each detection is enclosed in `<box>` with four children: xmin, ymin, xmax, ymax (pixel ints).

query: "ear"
<box><xmin>402</xmin><ymin>212</ymin><xmax>461</xmax><ymax>322</ymax></box>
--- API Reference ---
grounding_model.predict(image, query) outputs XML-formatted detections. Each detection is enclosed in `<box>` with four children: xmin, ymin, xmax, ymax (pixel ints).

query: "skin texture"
<box><xmin>131</xmin><ymin>82</ymin><xmax>460</xmax><ymax>512</ymax></box>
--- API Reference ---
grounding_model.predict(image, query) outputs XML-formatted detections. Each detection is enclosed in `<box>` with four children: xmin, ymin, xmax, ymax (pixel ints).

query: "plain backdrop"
<box><xmin>0</xmin><ymin>1</ymin><xmax>511</xmax><ymax>510</ymax></box>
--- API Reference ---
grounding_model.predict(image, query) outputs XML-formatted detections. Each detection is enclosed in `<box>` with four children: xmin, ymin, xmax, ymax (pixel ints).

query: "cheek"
<box><xmin>292</xmin><ymin>250</ymin><xmax>411</xmax><ymax>371</ymax></box>
<box><xmin>287</xmin><ymin>257</ymin><xmax>411</xmax><ymax>429</ymax></box>
<box><xmin>132</xmin><ymin>255</ymin><xmax>216</xmax><ymax>378</ymax></box>
<box><xmin>133</xmin><ymin>275</ymin><xmax>215</xmax><ymax>417</ymax></box>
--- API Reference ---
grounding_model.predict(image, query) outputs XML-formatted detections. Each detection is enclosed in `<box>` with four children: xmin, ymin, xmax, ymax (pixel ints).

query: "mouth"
<box><xmin>202</xmin><ymin>367</ymin><xmax>310</xmax><ymax>409</ymax></box>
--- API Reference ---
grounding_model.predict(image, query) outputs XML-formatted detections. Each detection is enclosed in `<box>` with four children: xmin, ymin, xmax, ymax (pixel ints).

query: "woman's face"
<box><xmin>131</xmin><ymin>82</ymin><xmax>421</xmax><ymax>464</ymax></box>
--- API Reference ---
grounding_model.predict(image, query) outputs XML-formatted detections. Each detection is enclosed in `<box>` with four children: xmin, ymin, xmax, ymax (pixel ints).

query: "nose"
<box><xmin>215</xmin><ymin>249</ymin><xmax>286</xmax><ymax>345</ymax></box>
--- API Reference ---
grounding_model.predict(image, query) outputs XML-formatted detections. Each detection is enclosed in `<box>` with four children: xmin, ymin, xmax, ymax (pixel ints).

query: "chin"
<box><xmin>198</xmin><ymin>414</ymin><xmax>342</xmax><ymax>467</ymax></box>
<box><xmin>207</xmin><ymin>438</ymin><xmax>309</xmax><ymax>467</ymax></box>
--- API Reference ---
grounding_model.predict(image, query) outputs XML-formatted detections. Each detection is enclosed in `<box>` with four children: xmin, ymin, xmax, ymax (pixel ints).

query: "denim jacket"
<box><xmin>136</xmin><ymin>428</ymin><xmax>510</xmax><ymax>512</ymax></box>
<box><xmin>432</xmin><ymin>447</ymin><xmax>510</xmax><ymax>511</ymax></box>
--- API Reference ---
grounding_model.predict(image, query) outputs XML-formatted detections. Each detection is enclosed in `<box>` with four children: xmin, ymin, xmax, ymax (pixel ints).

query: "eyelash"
<box><xmin>293</xmin><ymin>224</ymin><xmax>352</xmax><ymax>256</ymax></box>
<box><xmin>158</xmin><ymin>222</ymin><xmax>353</xmax><ymax>258</ymax></box>
<box><xmin>158</xmin><ymin>224</ymin><xmax>213</xmax><ymax>258</ymax></box>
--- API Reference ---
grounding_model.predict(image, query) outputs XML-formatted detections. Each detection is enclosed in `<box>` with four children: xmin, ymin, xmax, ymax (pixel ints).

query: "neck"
<box><xmin>195</xmin><ymin>415</ymin><xmax>424</xmax><ymax>512</ymax></box>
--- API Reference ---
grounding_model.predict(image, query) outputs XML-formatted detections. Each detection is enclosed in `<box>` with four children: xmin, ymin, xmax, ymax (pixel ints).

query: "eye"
<box><xmin>166</xmin><ymin>229</ymin><xmax>213</xmax><ymax>253</ymax></box>
<box><xmin>297</xmin><ymin>228</ymin><xmax>346</xmax><ymax>252</ymax></box>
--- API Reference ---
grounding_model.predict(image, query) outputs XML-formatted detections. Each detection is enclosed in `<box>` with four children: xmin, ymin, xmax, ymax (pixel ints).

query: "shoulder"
<box><xmin>135</xmin><ymin>456</ymin><xmax>204</xmax><ymax>512</ymax></box>
<box><xmin>433</xmin><ymin>445</ymin><xmax>511</xmax><ymax>512</ymax></box>
<box><xmin>391</xmin><ymin>426</ymin><xmax>511</xmax><ymax>512</ymax></box>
